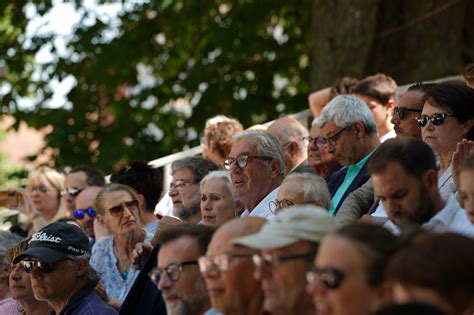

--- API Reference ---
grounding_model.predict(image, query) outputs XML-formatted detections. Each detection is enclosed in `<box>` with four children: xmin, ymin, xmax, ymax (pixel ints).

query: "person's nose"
<box><xmin>390</xmin><ymin>114</ymin><xmax>399</xmax><ymax>126</ymax></box>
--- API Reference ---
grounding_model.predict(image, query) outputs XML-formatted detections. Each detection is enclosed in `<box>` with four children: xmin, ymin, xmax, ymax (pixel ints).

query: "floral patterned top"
<box><xmin>90</xmin><ymin>232</ymin><xmax>153</xmax><ymax>301</ymax></box>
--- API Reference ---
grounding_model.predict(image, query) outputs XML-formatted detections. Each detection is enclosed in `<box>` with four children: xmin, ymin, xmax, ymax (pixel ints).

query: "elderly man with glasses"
<box><xmin>150</xmin><ymin>224</ymin><xmax>215</xmax><ymax>315</ymax></box>
<box><xmin>198</xmin><ymin>217</ymin><xmax>266</xmax><ymax>315</ymax></box>
<box><xmin>315</xmin><ymin>94</ymin><xmax>380</xmax><ymax>216</ymax></box>
<box><xmin>232</xmin><ymin>206</ymin><xmax>336</xmax><ymax>315</ymax></box>
<box><xmin>224</xmin><ymin>130</ymin><xmax>285</xmax><ymax>218</ymax></box>
<box><xmin>13</xmin><ymin>222</ymin><xmax>117</xmax><ymax>314</ymax></box>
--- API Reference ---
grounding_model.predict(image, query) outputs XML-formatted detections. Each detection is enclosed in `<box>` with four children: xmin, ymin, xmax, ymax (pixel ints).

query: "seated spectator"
<box><xmin>354</xmin><ymin>73</ymin><xmax>397</xmax><ymax>142</ymax></box>
<box><xmin>200</xmin><ymin>171</ymin><xmax>243</xmax><ymax>227</ymax></box>
<box><xmin>11</xmin><ymin>167</ymin><xmax>67</xmax><ymax>236</ymax></box>
<box><xmin>63</xmin><ymin>165</ymin><xmax>106</xmax><ymax>213</ymax></box>
<box><xmin>315</xmin><ymin>94</ymin><xmax>380</xmax><ymax>215</ymax></box>
<box><xmin>111</xmin><ymin>161</ymin><xmax>162</xmax><ymax>234</ymax></box>
<box><xmin>387</xmin><ymin>232</ymin><xmax>474</xmax><ymax>315</ymax></box>
<box><xmin>225</xmin><ymin>130</ymin><xmax>285</xmax><ymax>218</ymax></box>
<box><xmin>199</xmin><ymin>217</ymin><xmax>266</xmax><ymax>315</ymax></box>
<box><xmin>90</xmin><ymin>184</ymin><xmax>151</xmax><ymax>302</ymax></box>
<box><xmin>368</xmin><ymin>137</ymin><xmax>474</xmax><ymax>236</ymax></box>
<box><xmin>463</xmin><ymin>63</ymin><xmax>474</xmax><ymax>88</ymax></box>
<box><xmin>304</xmin><ymin>120</ymin><xmax>341</xmax><ymax>177</ymax></box>
<box><xmin>6</xmin><ymin>239</ymin><xmax>51</xmax><ymax>315</ymax></box>
<box><xmin>13</xmin><ymin>222</ymin><xmax>117</xmax><ymax>314</ymax></box>
<box><xmin>150</xmin><ymin>224</ymin><xmax>215</xmax><ymax>315</ymax></box>
<box><xmin>0</xmin><ymin>231</ymin><xmax>24</xmax><ymax>313</ymax></box>
<box><xmin>270</xmin><ymin>172</ymin><xmax>331</xmax><ymax>214</ymax></box>
<box><xmin>201</xmin><ymin>115</ymin><xmax>244</xmax><ymax>167</ymax></box>
<box><xmin>417</xmin><ymin>84</ymin><xmax>474</xmax><ymax>199</ymax></box>
<box><xmin>267</xmin><ymin>116</ymin><xmax>315</xmax><ymax>175</ymax></box>
<box><xmin>307</xmin><ymin>223</ymin><xmax>400</xmax><ymax>315</ymax></box>
<box><xmin>458</xmin><ymin>154</ymin><xmax>474</xmax><ymax>223</ymax></box>
<box><xmin>233</xmin><ymin>206</ymin><xmax>336</xmax><ymax>315</ymax></box>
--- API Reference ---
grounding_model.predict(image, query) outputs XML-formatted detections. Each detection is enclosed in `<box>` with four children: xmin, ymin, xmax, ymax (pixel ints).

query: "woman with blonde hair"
<box><xmin>90</xmin><ymin>183</ymin><xmax>152</xmax><ymax>303</ymax></box>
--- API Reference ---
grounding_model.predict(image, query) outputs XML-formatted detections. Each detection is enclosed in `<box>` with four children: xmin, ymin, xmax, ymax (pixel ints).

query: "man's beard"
<box><xmin>165</xmin><ymin>278</ymin><xmax>209</xmax><ymax>315</ymax></box>
<box><xmin>173</xmin><ymin>196</ymin><xmax>200</xmax><ymax>222</ymax></box>
<box><xmin>397</xmin><ymin>183</ymin><xmax>436</xmax><ymax>227</ymax></box>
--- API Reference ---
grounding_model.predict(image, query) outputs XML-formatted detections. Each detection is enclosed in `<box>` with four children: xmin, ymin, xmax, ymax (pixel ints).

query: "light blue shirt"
<box><xmin>330</xmin><ymin>150</ymin><xmax>375</xmax><ymax>216</ymax></box>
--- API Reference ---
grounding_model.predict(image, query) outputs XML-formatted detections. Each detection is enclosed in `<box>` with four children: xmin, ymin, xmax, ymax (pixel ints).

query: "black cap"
<box><xmin>13</xmin><ymin>222</ymin><xmax>90</xmax><ymax>264</ymax></box>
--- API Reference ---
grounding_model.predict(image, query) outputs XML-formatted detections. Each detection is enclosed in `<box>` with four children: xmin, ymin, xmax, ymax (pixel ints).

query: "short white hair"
<box><xmin>282</xmin><ymin>172</ymin><xmax>331</xmax><ymax>210</ymax></box>
<box><xmin>315</xmin><ymin>94</ymin><xmax>377</xmax><ymax>136</ymax></box>
<box><xmin>200</xmin><ymin>171</ymin><xmax>237</xmax><ymax>202</ymax></box>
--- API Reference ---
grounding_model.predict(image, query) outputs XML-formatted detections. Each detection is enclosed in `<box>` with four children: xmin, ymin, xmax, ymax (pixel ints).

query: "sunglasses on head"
<box><xmin>21</xmin><ymin>260</ymin><xmax>54</xmax><ymax>274</ymax></box>
<box><xmin>72</xmin><ymin>207</ymin><xmax>97</xmax><ymax>220</ymax></box>
<box><xmin>306</xmin><ymin>267</ymin><xmax>345</xmax><ymax>290</ymax></box>
<box><xmin>393</xmin><ymin>107</ymin><xmax>421</xmax><ymax>120</ymax></box>
<box><xmin>107</xmin><ymin>200</ymin><xmax>139</xmax><ymax>216</ymax></box>
<box><xmin>415</xmin><ymin>113</ymin><xmax>454</xmax><ymax>127</ymax></box>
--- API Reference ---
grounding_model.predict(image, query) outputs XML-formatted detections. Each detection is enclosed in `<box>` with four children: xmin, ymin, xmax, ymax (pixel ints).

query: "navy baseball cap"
<box><xmin>13</xmin><ymin>222</ymin><xmax>90</xmax><ymax>264</ymax></box>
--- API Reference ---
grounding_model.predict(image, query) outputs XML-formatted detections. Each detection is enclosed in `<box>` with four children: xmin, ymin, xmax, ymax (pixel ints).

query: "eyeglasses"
<box><xmin>169</xmin><ymin>179</ymin><xmax>200</xmax><ymax>191</ymax></box>
<box><xmin>252</xmin><ymin>250</ymin><xmax>316</xmax><ymax>269</ymax></box>
<box><xmin>306</xmin><ymin>267</ymin><xmax>345</xmax><ymax>290</ymax></box>
<box><xmin>415</xmin><ymin>113</ymin><xmax>455</xmax><ymax>127</ymax></box>
<box><xmin>27</xmin><ymin>186</ymin><xmax>49</xmax><ymax>195</ymax></box>
<box><xmin>149</xmin><ymin>260</ymin><xmax>198</xmax><ymax>284</ymax></box>
<box><xmin>61</xmin><ymin>187</ymin><xmax>83</xmax><ymax>197</ymax></box>
<box><xmin>223</xmin><ymin>154</ymin><xmax>273</xmax><ymax>171</ymax></box>
<box><xmin>107</xmin><ymin>200</ymin><xmax>139</xmax><ymax>216</ymax></box>
<box><xmin>21</xmin><ymin>260</ymin><xmax>55</xmax><ymax>274</ymax></box>
<box><xmin>198</xmin><ymin>253</ymin><xmax>254</xmax><ymax>275</ymax></box>
<box><xmin>268</xmin><ymin>199</ymin><xmax>319</xmax><ymax>214</ymax></box>
<box><xmin>325</xmin><ymin>127</ymin><xmax>348</xmax><ymax>146</ymax></box>
<box><xmin>72</xmin><ymin>207</ymin><xmax>97</xmax><ymax>220</ymax></box>
<box><xmin>302</xmin><ymin>136</ymin><xmax>327</xmax><ymax>149</ymax></box>
<box><xmin>393</xmin><ymin>107</ymin><xmax>422</xmax><ymax>120</ymax></box>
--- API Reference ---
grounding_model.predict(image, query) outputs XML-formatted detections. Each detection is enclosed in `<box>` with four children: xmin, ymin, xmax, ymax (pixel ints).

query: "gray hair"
<box><xmin>200</xmin><ymin>171</ymin><xmax>237</xmax><ymax>202</ymax></box>
<box><xmin>232</xmin><ymin>130</ymin><xmax>286</xmax><ymax>178</ymax></box>
<box><xmin>66</xmin><ymin>254</ymin><xmax>100</xmax><ymax>287</ymax></box>
<box><xmin>282</xmin><ymin>173</ymin><xmax>332</xmax><ymax>210</ymax></box>
<box><xmin>315</xmin><ymin>94</ymin><xmax>377</xmax><ymax>137</ymax></box>
<box><xmin>0</xmin><ymin>231</ymin><xmax>24</xmax><ymax>267</ymax></box>
<box><xmin>171</xmin><ymin>156</ymin><xmax>219</xmax><ymax>180</ymax></box>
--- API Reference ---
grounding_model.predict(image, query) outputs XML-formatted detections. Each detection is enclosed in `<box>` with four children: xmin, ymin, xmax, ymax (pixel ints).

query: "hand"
<box><xmin>451</xmin><ymin>139</ymin><xmax>474</xmax><ymax>190</ymax></box>
<box><xmin>93</xmin><ymin>219</ymin><xmax>111</xmax><ymax>242</ymax></box>
<box><xmin>132</xmin><ymin>242</ymin><xmax>153</xmax><ymax>270</ymax></box>
<box><xmin>8</xmin><ymin>188</ymin><xmax>40</xmax><ymax>220</ymax></box>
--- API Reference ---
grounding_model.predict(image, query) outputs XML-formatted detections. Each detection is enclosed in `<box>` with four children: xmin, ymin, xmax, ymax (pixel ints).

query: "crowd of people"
<box><xmin>0</xmin><ymin>65</ymin><xmax>473</xmax><ymax>315</ymax></box>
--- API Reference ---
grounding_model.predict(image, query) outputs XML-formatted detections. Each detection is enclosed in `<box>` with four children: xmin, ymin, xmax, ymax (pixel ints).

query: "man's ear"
<box><xmin>353</xmin><ymin>122</ymin><xmax>366</xmax><ymax>138</ymax></box>
<box><xmin>386</xmin><ymin>99</ymin><xmax>396</xmax><ymax>110</ymax></box>
<box><xmin>137</xmin><ymin>194</ymin><xmax>146</xmax><ymax>209</ymax></box>
<box><xmin>461</xmin><ymin>119</ymin><xmax>474</xmax><ymax>138</ymax></box>
<box><xmin>269</xmin><ymin>158</ymin><xmax>282</xmax><ymax>178</ymax></box>
<box><xmin>423</xmin><ymin>169</ymin><xmax>439</xmax><ymax>192</ymax></box>
<box><xmin>76</xmin><ymin>259</ymin><xmax>88</xmax><ymax>277</ymax></box>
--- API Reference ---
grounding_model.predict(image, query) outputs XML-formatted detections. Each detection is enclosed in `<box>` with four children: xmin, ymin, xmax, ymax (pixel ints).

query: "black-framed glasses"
<box><xmin>306</xmin><ymin>267</ymin><xmax>345</xmax><ymax>290</ymax></box>
<box><xmin>198</xmin><ymin>253</ymin><xmax>254</xmax><ymax>275</ymax></box>
<box><xmin>252</xmin><ymin>250</ymin><xmax>316</xmax><ymax>269</ymax></box>
<box><xmin>21</xmin><ymin>260</ymin><xmax>55</xmax><ymax>274</ymax></box>
<box><xmin>61</xmin><ymin>187</ymin><xmax>83</xmax><ymax>197</ymax></box>
<box><xmin>107</xmin><ymin>200</ymin><xmax>139</xmax><ymax>216</ymax></box>
<box><xmin>325</xmin><ymin>127</ymin><xmax>348</xmax><ymax>146</ymax></box>
<box><xmin>415</xmin><ymin>113</ymin><xmax>455</xmax><ymax>127</ymax></box>
<box><xmin>149</xmin><ymin>260</ymin><xmax>198</xmax><ymax>284</ymax></box>
<box><xmin>72</xmin><ymin>207</ymin><xmax>97</xmax><ymax>220</ymax></box>
<box><xmin>223</xmin><ymin>154</ymin><xmax>273</xmax><ymax>171</ymax></box>
<box><xmin>169</xmin><ymin>179</ymin><xmax>200</xmax><ymax>191</ymax></box>
<box><xmin>302</xmin><ymin>136</ymin><xmax>327</xmax><ymax>149</ymax></box>
<box><xmin>393</xmin><ymin>107</ymin><xmax>422</xmax><ymax>120</ymax></box>
<box><xmin>27</xmin><ymin>186</ymin><xmax>50</xmax><ymax>195</ymax></box>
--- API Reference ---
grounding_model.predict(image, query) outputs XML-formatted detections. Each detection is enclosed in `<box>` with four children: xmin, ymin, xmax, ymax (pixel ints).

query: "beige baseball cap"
<box><xmin>232</xmin><ymin>205</ymin><xmax>336</xmax><ymax>249</ymax></box>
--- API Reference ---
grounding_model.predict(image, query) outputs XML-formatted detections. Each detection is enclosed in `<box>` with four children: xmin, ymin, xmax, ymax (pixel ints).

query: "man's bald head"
<box><xmin>267</xmin><ymin>117</ymin><xmax>308</xmax><ymax>173</ymax></box>
<box><xmin>209</xmin><ymin>217</ymin><xmax>266</xmax><ymax>252</ymax></box>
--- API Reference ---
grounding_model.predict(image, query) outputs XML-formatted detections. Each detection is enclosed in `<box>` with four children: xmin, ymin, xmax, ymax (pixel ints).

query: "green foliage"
<box><xmin>0</xmin><ymin>0</ymin><xmax>312</xmax><ymax>172</ymax></box>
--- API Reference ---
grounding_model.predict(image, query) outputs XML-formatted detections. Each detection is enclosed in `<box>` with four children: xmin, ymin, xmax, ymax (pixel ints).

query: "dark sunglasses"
<box><xmin>107</xmin><ymin>200</ymin><xmax>139</xmax><ymax>216</ymax></box>
<box><xmin>21</xmin><ymin>260</ymin><xmax>54</xmax><ymax>274</ymax></box>
<box><xmin>415</xmin><ymin>113</ymin><xmax>454</xmax><ymax>127</ymax></box>
<box><xmin>61</xmin><ymin>187</ymin><xmax>83</xmax><ymax>197</ymax></box>
<box><xmin>306</xmin><ymin>267</ymin><xmax>345</xmax><ymax>290</ymax></box>
<box><xmin>72</xmin><ymin>207</ymin><xmax>97</xmax><ymax>220</ymax></box>
<box><xmin>393</xmin><ymin>107</ymin><xmax>421</xmax><ymax>120</ymax></box>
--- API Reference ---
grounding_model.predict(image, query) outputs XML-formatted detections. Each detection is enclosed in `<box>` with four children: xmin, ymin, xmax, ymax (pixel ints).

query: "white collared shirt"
<box><xmin>379</xmin><ymin>129</ymin><xmax>396</xmax><ymax>143</ymax></box>
<box><xmin>240</xmin><ymin>187</ymin><xmax>279</xmax><ymax>219</ymax></box>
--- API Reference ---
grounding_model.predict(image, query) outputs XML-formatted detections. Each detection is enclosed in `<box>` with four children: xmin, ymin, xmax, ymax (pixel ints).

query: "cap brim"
<box><xmin>13</xmin><ymin>247</ymin><xmax>67</xmax><ymax>264</ymax></box>
<box><xmin>232</xmin><ymin>232</ymin><xmax>297</xmax><ymax>250</ymax></box>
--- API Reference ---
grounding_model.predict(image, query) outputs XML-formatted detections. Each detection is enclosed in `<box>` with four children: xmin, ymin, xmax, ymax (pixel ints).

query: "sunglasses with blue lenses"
<box><xmin>72</xmin><ymin>207</ymin><xmax>97</xmax><ymax>220</ymax></box>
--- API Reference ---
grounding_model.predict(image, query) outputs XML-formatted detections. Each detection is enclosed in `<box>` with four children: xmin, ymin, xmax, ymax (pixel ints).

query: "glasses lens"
<box><xmin>394</xmin><ymin>107</ymin><xmax>405</xmax><ymax>119</ymax></box>
<box><xmin>416</xmin><ymin>116</ymin><xmax>428</xmax><ymax>127</ymax></box>
<box><xmin>108</xmin><ymin>205</ymin><xmax>124</xmax><ymax>215</ymax></box>
<box><xmin>431</xmin><ymin>114</ymin><xmax>446</xmax><ymax>126</ymax></box>
<box><xmin>86</xmin><ymin>207</ymin><xmax>97</xmax><ymax>217</ymax></box>
<box><xmin>223</xmin><ymin>158</ymin><xmax>233</xmax><ymax>170</ymax></box>
<box><xmin>36</xmin><ymin>261</ymin><xmax>53</xmax><ymax>273</ymax></box>
<box><xmin>124</xmin><ymin>200</ymin><xmax>139</xmax><ymax>210</ymax></box>
<box><xmin>148</xmin><ymin>268</ymin><xmax>160</xmax><ymax>285</ymax></box>
<box><xmin>72</xmin><ymin>209</ymin><xmax>85</xmax><ymax>220</ymax></box>
<box><xmin>315</xmin><ymin>137</ymin><xmax>326</xmax><ymax>148</ymax></box>
<box><xmin>320</xmin><ymin>268</ymin><xmax>344</xmax><ymax>289</ymax></box>
<box><xmin>236</xmin><ymin>155</ymin><xmax>248</xmax><ymax>168</ymax></box>
<box><xmin>21</xmin><ymin>261</ymin><xmax>33</xmax><ymax>273</ymax></box>
<box><xmin>167</xmin><ymin>264</ymin><xmax>181</xmax><ymax>282</ymax></box>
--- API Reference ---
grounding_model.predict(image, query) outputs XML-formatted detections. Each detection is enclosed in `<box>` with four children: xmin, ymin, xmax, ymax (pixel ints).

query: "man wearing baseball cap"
<box><xmin>13</xmin><ymin>222</ymin><xmax>117</xmax><ymax>314</ymax></box>
<box><xmin>232</xmin><ymin>206</ymin><xmax>337</xmax><ymax>315</ymax></box>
